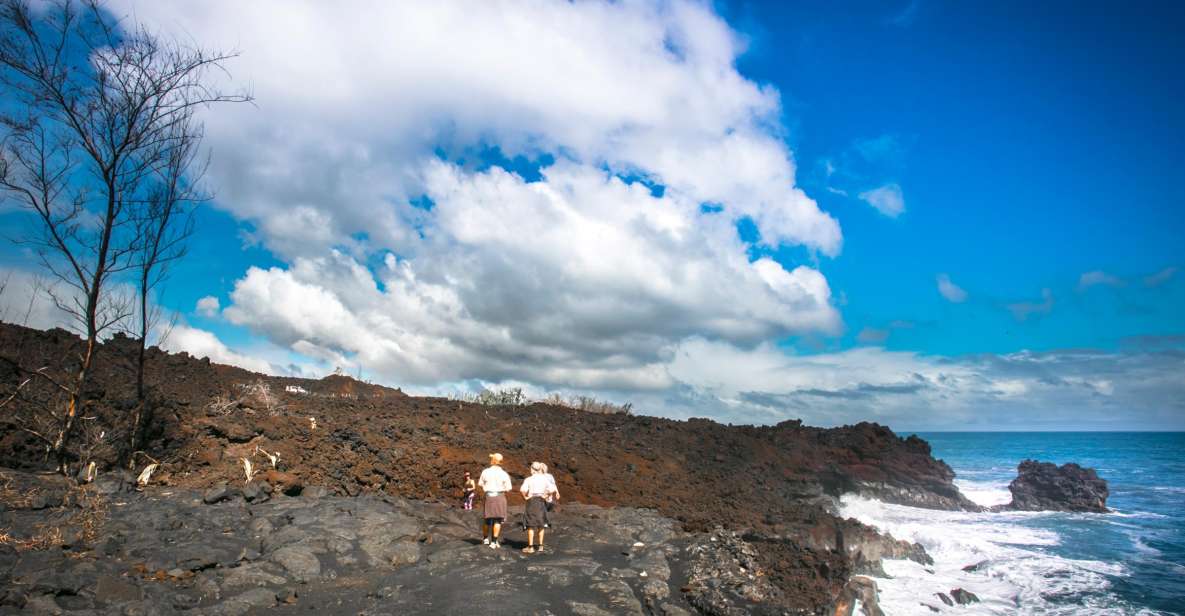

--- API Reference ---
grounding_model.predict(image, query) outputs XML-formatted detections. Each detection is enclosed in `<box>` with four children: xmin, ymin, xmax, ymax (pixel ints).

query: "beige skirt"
<box><xmin>483</xmin><ymin>494</ymin><xmax>508</xmax><ymax>520</ymax></box>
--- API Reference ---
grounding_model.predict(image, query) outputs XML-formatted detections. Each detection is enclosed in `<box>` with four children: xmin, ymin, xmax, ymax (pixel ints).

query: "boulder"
<box><xmin>241</xmin><ymin>481</ymin><xmax>269</xmax><ymax>503</ymax></box>
<box><xmin>950</xmin><ymin>588</ymin><xmax>980</xmax><ymax>605</ymax></box>
<box><xmin>264</xmin><ymin>470</ymin><xmax>303</xmax><ymax>496</ymax></box>
<box><xmin>203</xmin><ymin>483</ymin><xmax>240</xmax><ymax>504</ymax></box>
<box><xmin>1002</xmin><ymin>459</ymin><xmax>1109</xmax><ymax>513</ymax></box>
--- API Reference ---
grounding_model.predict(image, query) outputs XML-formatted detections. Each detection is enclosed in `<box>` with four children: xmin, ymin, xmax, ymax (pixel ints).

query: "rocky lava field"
<box><xmin>0</xmin><ymin>323</ymin><xmax>989</xmax><ymax>614</ymax></box>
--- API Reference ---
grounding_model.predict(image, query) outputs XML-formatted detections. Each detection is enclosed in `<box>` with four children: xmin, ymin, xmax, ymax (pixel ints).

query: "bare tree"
<box><xmin>0</xmin><ymin>0</ymin><xmax>248</xmax><ymax>470</ymax></box>
<box><xmin>125</xmin><ymin>123</ymin><xmax>204</xmax><ymax>458</ymax></box>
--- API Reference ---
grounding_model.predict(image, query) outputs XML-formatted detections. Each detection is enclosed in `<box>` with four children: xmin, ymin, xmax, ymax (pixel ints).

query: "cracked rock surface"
<box><xmin>1</xmin><ymin>474</ymin><xmax>892</xmax><ymax>615</ymax></box>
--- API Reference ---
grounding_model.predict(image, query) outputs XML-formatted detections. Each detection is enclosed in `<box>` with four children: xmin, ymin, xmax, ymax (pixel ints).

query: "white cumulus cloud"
<box><xmin>102</xmin><ymin>0</ymin><xmax>843</xmax><ymax>392</ymax></box>
<box><xmin>113</xmin><ymin>0</ymin><xmax>841</xmax><ymax>257</ymax></box>
<box><xmin>219</xmin><ymin>160</ymin><xmax>840</xmax><ymax>389</ymax></box>
<box><xmin>162</xmin><ymin>324</ymin><xmax>275</xmax><ymax>374</ymax></box>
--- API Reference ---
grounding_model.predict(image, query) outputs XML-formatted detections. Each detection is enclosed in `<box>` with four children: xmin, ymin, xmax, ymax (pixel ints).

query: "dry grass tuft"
<box><xmin>0</xmin><ymin>475</ymin><xmax>108</xmax><ymax>552</ymax></box>
<box><xmin>207</xmin><ymin>379</ymin><xmax>285</xmax><ymax>415</ymax></box>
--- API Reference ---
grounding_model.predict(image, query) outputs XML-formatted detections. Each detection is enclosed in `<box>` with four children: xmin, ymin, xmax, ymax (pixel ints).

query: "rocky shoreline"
<box><xmin>0</xmin><ymin>323</ymin><xmax>1111</xmax><ymax>613</ymax></box>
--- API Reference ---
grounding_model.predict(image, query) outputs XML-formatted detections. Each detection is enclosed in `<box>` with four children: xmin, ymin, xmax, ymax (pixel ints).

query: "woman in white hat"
<box><xmin>519</xmin><ymin>461</ymin><xmax>560</xmax><ymax>553</ymax></box>
<box><xmin>478</xmin><ymin>452</ymin><xmax>512</xmax><ymax>548</ymax></box>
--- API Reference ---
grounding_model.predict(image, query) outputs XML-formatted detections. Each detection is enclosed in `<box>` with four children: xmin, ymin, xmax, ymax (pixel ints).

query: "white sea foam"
<box><xmin>954</xmin><ymin>478</ymin><xmax>1013</xmax><ymax>508</ymax></box>
<box><xmin>839</xmin><ymin>495</ymin><xmax>1169</xmax><ymax>615</ymax></box>
<box><xmin>1108</xmin><ymin>509</ymin><xmax>1169</xmax><ymax>520</ymax></box>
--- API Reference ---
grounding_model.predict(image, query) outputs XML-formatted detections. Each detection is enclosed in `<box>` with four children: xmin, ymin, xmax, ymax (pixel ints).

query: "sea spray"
<box><xmin>844</xmin><ymin>432</ymin><xmax>1185</xmax><ymax>615</ymax></box>
<box><xmin>838</xmin><ymin>494</ymin><xmax>1155</xmax><ymax>615</ymax></box>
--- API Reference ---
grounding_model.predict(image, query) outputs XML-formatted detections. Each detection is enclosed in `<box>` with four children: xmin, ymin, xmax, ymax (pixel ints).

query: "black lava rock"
<box><xmin>202</xmin><ymin>483</ymin><xmax>240</xmax><ymax>504</ymax></box>
<box><xmin>950</xmin><ymin>588</ymin><xmax>980</xmax><ymax>605</ymax></box>
<box><xmin>1004</xmin><ymin>459</ymin><xmax>1109</xmax><ymax>513</ymax></box>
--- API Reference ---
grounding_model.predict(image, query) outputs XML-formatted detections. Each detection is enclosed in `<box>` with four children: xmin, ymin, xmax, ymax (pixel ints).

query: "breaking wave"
<box><xmin>838</xmin><ymin>495</ymin><xmax>1170</xmax><ymax>615</ymax></box>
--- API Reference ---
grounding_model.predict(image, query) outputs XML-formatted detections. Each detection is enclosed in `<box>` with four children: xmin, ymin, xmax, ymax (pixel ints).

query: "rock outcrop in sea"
<box><xmin>996</xmin><ymin>459</ymin><xmax>1110</xmax><ymax>513</ymax></box>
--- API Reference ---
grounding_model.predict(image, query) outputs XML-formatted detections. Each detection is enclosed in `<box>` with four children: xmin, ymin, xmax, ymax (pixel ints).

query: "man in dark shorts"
<box><xmin>478</xmin><ymin>453</ymin><xmax>512</xmax><ymax>548</ymax></box>
<box><xmin>519</xmin><ymin>461</ymin><xmax>560</xmax><ymax>554</ymax></box>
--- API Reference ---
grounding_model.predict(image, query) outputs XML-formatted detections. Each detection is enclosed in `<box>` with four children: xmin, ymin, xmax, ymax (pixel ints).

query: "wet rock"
<box><xmin>962</xmin><ymin>559</ymin><xmax>989</xmax><ymax>572</ymax></box>
<box><xmin>935</xmin><ymin>592</ymin><xmax>954</xmax><ymax>606</ymax></box>
<box><xmin>1001</xmin><ymin>459</ymin><xmax>1109</xmax><ymax>513</ymax></box>
<box><xmin>951</xmin><ymin>588</ymin><xmax>980</xmax><ymax>605</ymax></box>
<box><xmin>832</xmin><ymin>575</ymin><xmax>883</xmax><ymax>616</ymax></box>
<box><xmin>824</xmin><ymin>517</ymin><xmax>931</xmax><ymax>574</ymax></box>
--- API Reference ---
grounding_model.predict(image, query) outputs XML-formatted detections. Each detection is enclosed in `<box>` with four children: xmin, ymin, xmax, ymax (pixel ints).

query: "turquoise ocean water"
<box><xmin>838</xmin><ymin>432</ymin><xmax>1184</xmax><ymax>615</ymax></box>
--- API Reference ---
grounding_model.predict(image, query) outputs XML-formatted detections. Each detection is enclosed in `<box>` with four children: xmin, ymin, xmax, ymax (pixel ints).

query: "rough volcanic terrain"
<box><xmin>0</xmin><ymin>323</ymin><xmax>978</xmax><ymax>613</ymax></box>
<box><xmin>1</xmin><ymin>469</ymin><xmax>760</xmax><ymax>615</ymax></box>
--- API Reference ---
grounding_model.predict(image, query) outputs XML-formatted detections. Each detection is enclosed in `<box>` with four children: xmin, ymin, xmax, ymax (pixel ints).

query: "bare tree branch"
<box><xmin>0</xmin><ymin>0</ymin><xmax>250</xmax><ymax>470</ymax></box>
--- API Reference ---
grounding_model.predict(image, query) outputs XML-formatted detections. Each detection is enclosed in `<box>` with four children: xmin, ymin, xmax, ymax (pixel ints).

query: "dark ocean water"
<box><xmin>838</xmin><ymin>432</ymin><xmax>1185</xmax><ymax>615</ymax></box>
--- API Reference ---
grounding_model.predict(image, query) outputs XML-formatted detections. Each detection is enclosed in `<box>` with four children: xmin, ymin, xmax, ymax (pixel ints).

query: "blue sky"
<box><xmin>1</xmin><ymin>0</ymin><xmax>1182</xmax><ymax>429</ymax></box>
<box><xmin>726</xmin><ymin>0</ymin><xmax>1185</xmax><ymax>356</ymax></box>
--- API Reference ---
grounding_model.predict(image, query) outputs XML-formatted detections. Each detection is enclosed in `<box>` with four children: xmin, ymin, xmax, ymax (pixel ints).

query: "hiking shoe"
<box><xmin>490</xmin><ymin>541</ymin><xmax>500</xmax><ymax>549</ymax></box>
<box><xmin>482</xmin><ymin>537</ymin><xmax>490</xmax><ymax>546</ymax></box>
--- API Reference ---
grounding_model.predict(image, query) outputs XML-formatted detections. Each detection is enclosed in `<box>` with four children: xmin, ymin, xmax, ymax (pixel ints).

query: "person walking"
<box><xmin>462</xmin><ymin>471</ymin><xmax>476</xmax><ymax>511</ymax></box>
<box><xmin>519</xmin><ymin>461</ymin><xmax>560</xmax><ymax>554</ymax></box>
<box><xmin>540</xmin><ymin>462</ymin><xmax>559</xmax><ymax>528</ymax></box>
<box><xmin>478</xmin><ymin>453</ymin><xmax>512</xmax><ymax>548</ymax></box>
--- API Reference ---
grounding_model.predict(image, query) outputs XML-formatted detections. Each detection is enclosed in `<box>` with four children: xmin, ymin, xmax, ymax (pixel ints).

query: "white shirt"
<box><xmin>478</xmin><ymin>465</ymin><xmax>512</xmax><ymax>493</ymax></box>
<box><xmin>520</xmin><ymin>474</ymin><xmax>555</xmax><ymax>499</ymax></box>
